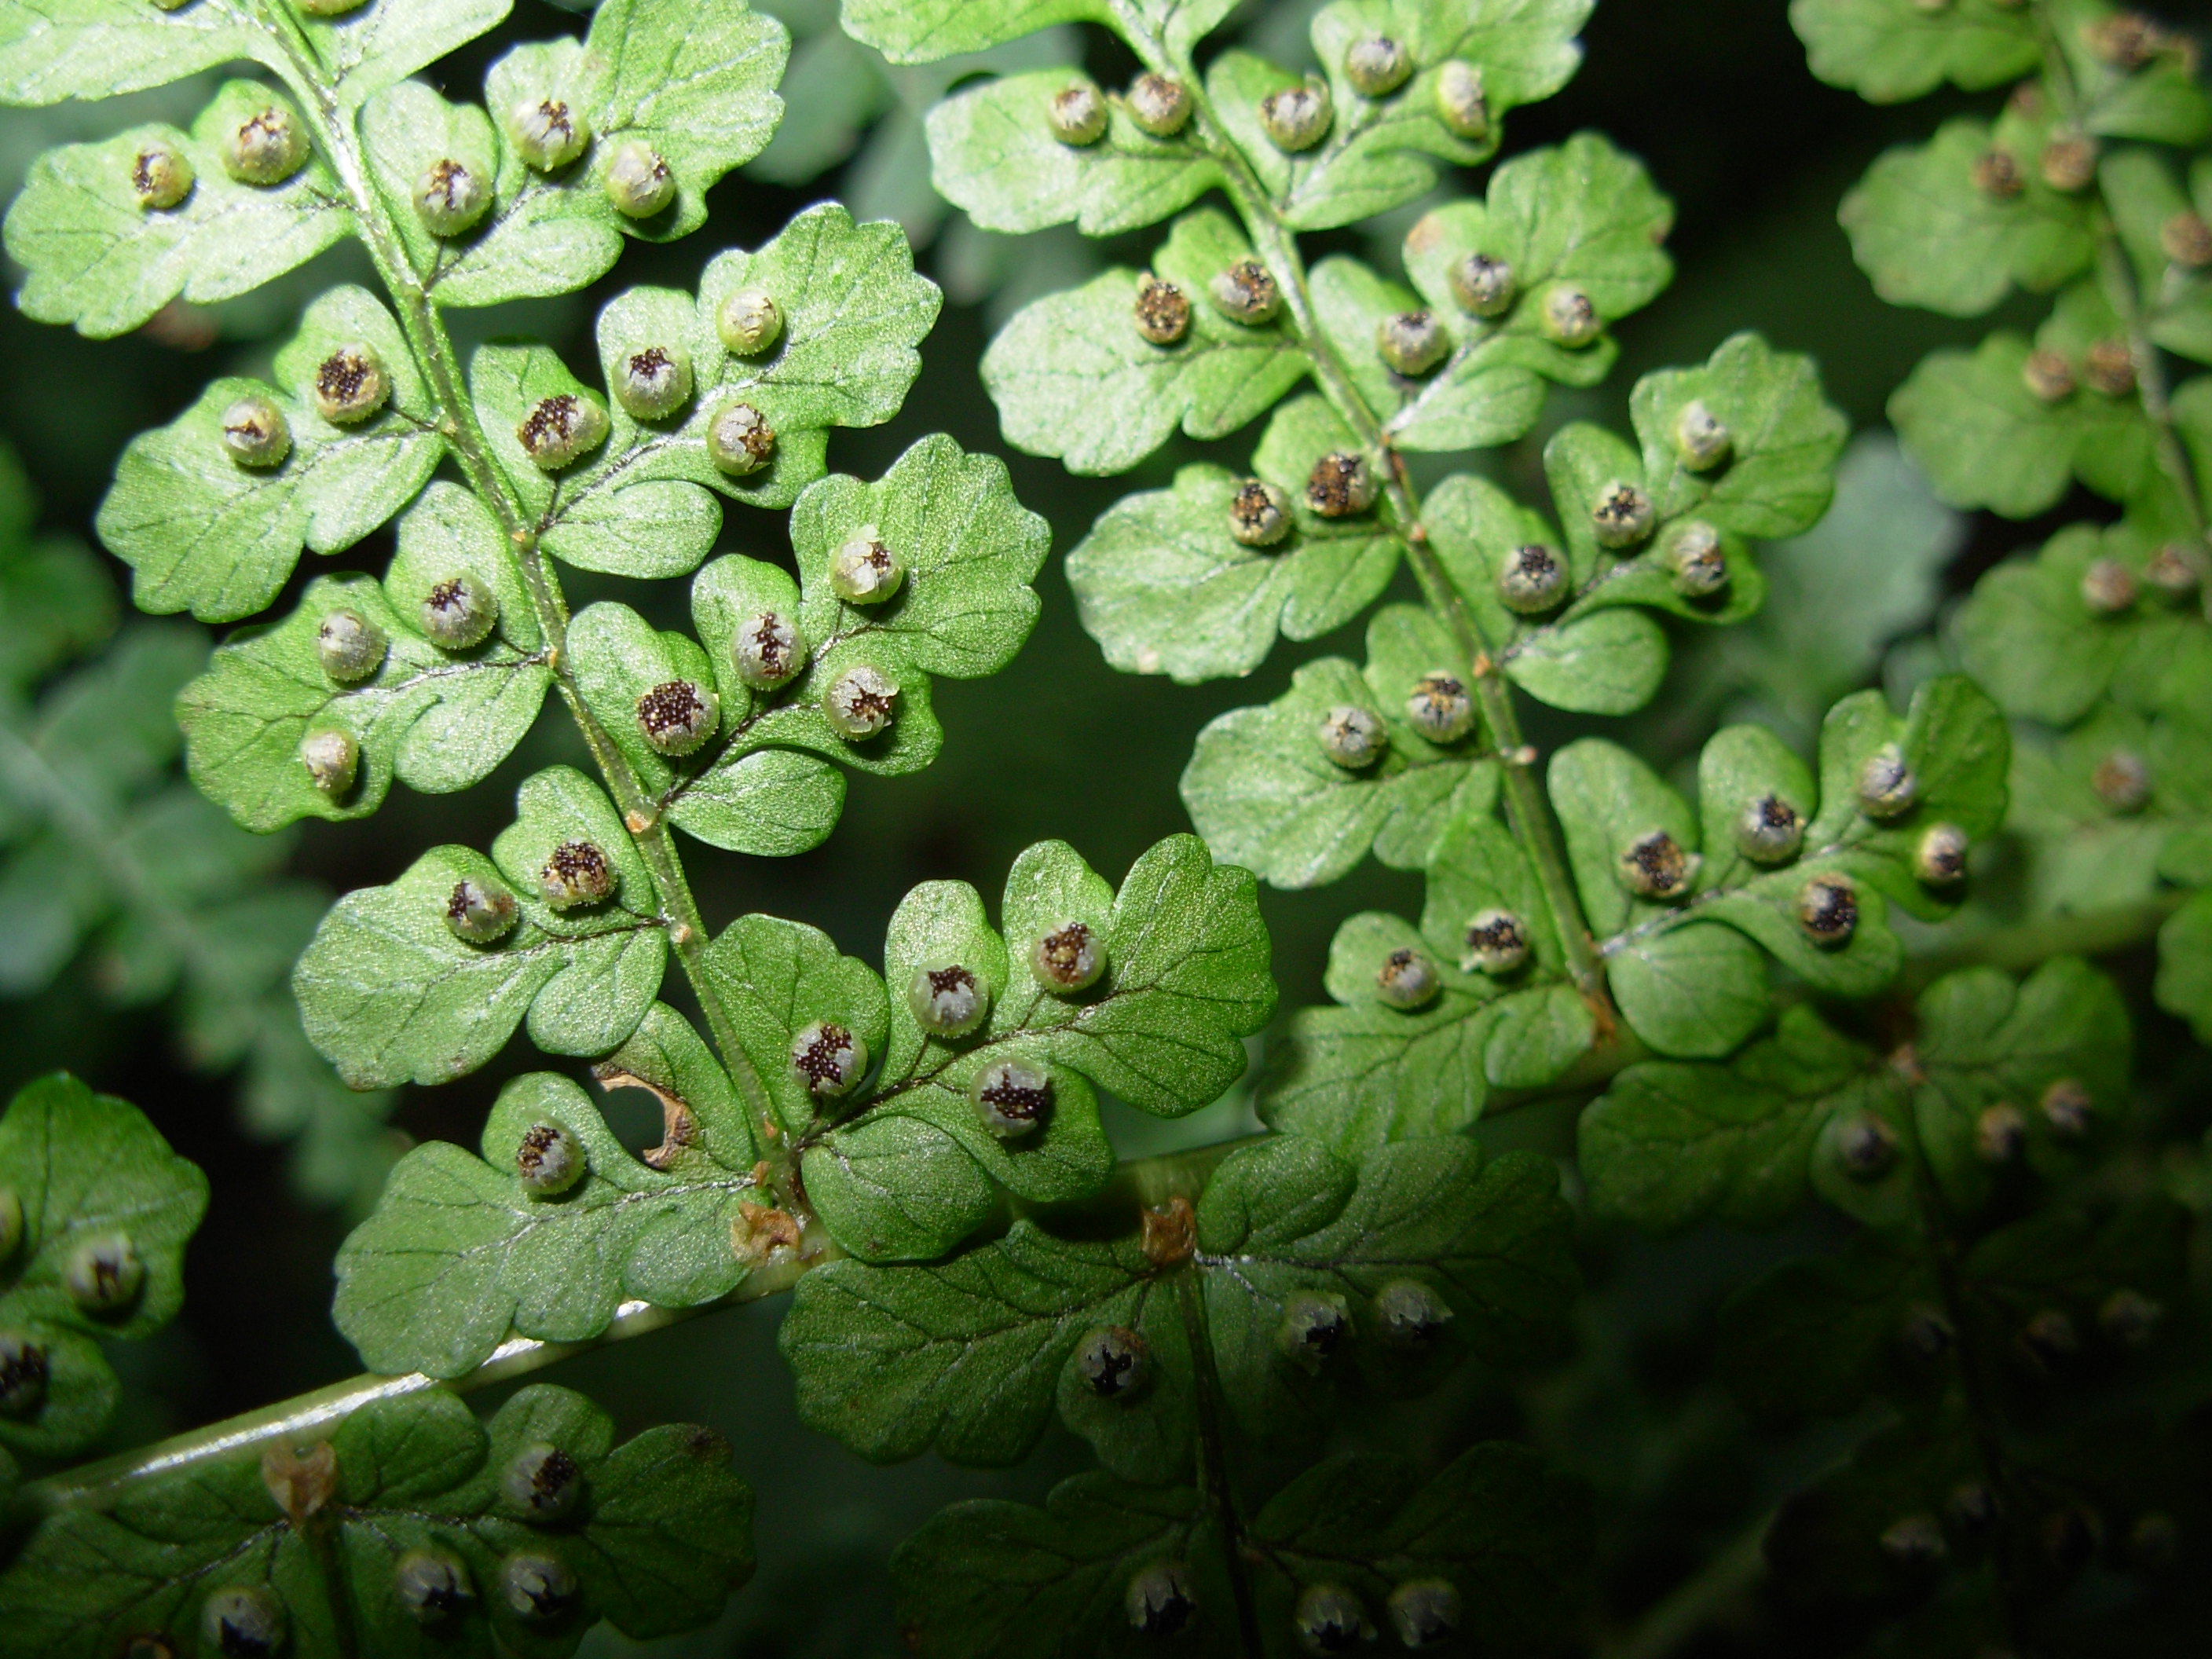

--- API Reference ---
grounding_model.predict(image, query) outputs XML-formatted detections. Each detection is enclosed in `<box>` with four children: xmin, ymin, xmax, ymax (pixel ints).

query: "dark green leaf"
<box><xmin>0</xmin><ymin>1384</ymin><xmax>752</xmax><ymax>1657</ymax></box>
<box><xmin>0</xmin><ymin>1073</ymin><xmax>207</xmax><ymax>1458</ymax></box>
<box><xmin>705</xmin><ymin>835</ymin><xmax>1270</xmax><ymax>1262</ymax></box>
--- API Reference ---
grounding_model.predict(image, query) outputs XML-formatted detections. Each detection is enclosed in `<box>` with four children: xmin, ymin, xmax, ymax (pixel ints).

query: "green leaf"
<box><xmin>1181</xmin><ymin>613</ymin><xmax>1500</xmax><ymax>888</ymax></box>
<box><xmin>4</xmin><ymin>83</ymin><xmax>352</xmax><ymax>340</ymax></box>
<box><xmin>925</xmin><ymin>68</ymin><xmax>1222</xmax><ymax>236</ymax></box>
<box><xmin>292</xmin><ymin>767</ymin><xmax>668</xmax><ymax>1090</ymax></box>
<box><xmin>335</xmin><ymin>1060</ymin><xmax>767</xmax><ymax>1377</ymax></box>
<box><xmin>0</xmin><ymin>1075</ymin><xmax>206</xmax><ymax>1459</ymax></box>
<box><xmin>438</xmin><ymin>0</ymin><xmax>786</xmax><ymax>292</ymax></box>
<box><xmin>982</xmin><ymin>208</ymin><xmax>1309</xmax><ymax>475</ymax></box>
<box><xmin>650</xmin><ymin>434</ymin><xmax>1045</xmax><ymax>838</ymax></box>
<box><xmin>0</xmin><ymin>1384</ymin><xmax>753</xmax><ymax>1657</ymax></box>
<box><xmin>478</xmin><ymin>203</ymin><xmax>938</xmax><ymax>546</ymax></box>
<box><xmin>0</xmin><ymin>1</ymin><xmax>268</xmax><ymax>105</ymax></box>
<box><xmin>1251</xmin><ymin>809</ymin><xmax>1604</xmax><ymax>1152</ymax></box>
<box><xmin>1910</xmin><ymin>957</ymin><xmax>2133</xmax><ymax>1207</ymax></box>
<box><xmin>1209</xmin><ymin>2</ymin><xmax>1594</xmax><ymax>232</ymax></box>
<box><xmin>2158</xmin><ymin>888</ymin><xmax>2212</xmax><ymax>1046</ymax></box>
<box><xmin>1891</xmin><ymin>326</ymin><xmax>2157</xmax><ymax>520</ymax></box>
<box><xmin>1392</xmin><ymin>133</ymin><xmax>1673</xmax><ymax>449</ymax></box>
<box><xmin>298</xmin><ymin>0</ymin><xmax>514</xmax><ymax>112</ymax></box>
<box><xmin>1800</xmin><ymin>675</ymin><xmax>2012</xmax><ymax>917</ymax></box>
<box><xmin>1840</xmin><ymin>116</ymin><xmax>2095</xmax><ymax>317</ymax></box>
<box><xmin>1503</xmin><ymin>607</ymin><xmax>1668</xmax><ymax>715</ymax></box>
<box><xmin>1067</xmin><ymin>464</ymin><xmax>1403</xmax><ymax>683</ymax></box>
<box><xmin>1251</xmin><ymin>1443</ymin><xmax>1592</xmax><ymax>1657</ymax></box>
<box><xmin>1581</xmin><ymin>1005</ymin><xmax>1900</xmax><ymax>1233</ymax></box>
<box><xmin>843</xmin><ymin>0</ymin><xmax>1237</xmax><ymax>64</ymax></box>
<box><xmin>782</xmin><ymin>1135</ymin><xmax>1572</xmax><ymax>1474</ymax></box>
<box><xmin>1584</xmin><ymin>957</ymin><xmax>2128</xmax><ymax>1236</ymax></box>
<box><xmin>1628</xmin><ymin>331</ymin><xmax>1850</xmax><ymax>539</ymax></box>
<box><xmin>1789</xmin><ymin>0</ymin><xmax>2037</xmax><ymax>101</ymax></box>
<box><xmin>889</xmin><ymin>1476</ymin><xmax>1218</xmax><ymax>1659</ymax></box>
<box><xmin>177</xmin><ymin>500</ymin><xmax>553</xmax><ymax>830</ymax></box>
<box><xmin>1953</xmin><ymin>518</ymin><xmax>2194</xmax><ymax>724</ymax></box>
<box><xmin>704</xmin><ymin>835</ymin><xmax>1271</xmax><ymax>1262</ymax></box>
<box><xmin>95</xmin><ymin>287</ymin><xmax>443</xmax><ymax>623</ymax></box>
<box><xmin>1199</xmin><ymin>1137</ymin><xmax>1577</xmax><ymax>1441</ymax></box>
<box><xmin>578</xmin><ymin>0</ymin><xmax>789</xmax><ymax>211</ymax></box>
<box><xmin>782</xmin><ymin>1219</ymin><xmax>1156</xmax><ymax>1467</ymax></box>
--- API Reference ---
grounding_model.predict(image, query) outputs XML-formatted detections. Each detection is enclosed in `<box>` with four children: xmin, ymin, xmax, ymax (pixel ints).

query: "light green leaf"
<box><xmin>0</xmin><ymin>1384</ymin><xmax>753</xmax><ymax>1657</ymax></box>
<box><xmin>982</xmin><ymin>208</ymin><xmax>1309</xmax><ymax>474</ymax></box>
<box><xmin>1503</xmin><ymin>607</ymin><xmax>1668</xmax><ymax>714</ymax></box>
<box><xmin>0</xmin><ymin>1</ymin><xmax>267</xmax><ymax>105</ymax></box>
<box><xmin>1066</xmin><ymin>463</ymin><xmax>1403</xmax><ymax>683</ymax></box>
<box><xmin>1210</xmin><ymin>1</ymin><xmax>1594</xmax><ymax>231</ymax></box>
<box><xmin>5</xmin><ymin>83</ymin><xmax>351</xmax><ymax>339</ymax></box>
<box><xmin>1256</xmin><ymin>821</ymin><xmax>1589</xmax><ymax>1154</ymax></box>
<box><xmin>1800</xmin><ymin>675</ymin><xmax>2012</xmax><ymax>917</ymax></box>
<box><xmin>177</xmin><ymin>550</ymin><xmax>551</xmax><ymax>833</ymax></box>
<box><xmin>292</xmin><ymin>768</ymin><xmax>667</xmax><ymax>1090</ymax></box>
<box><xmin>581</xmin><ymin>0</ymin><xmax>789</xmax><ymax>211</ymax></box>
<box><xmin>661</xmin><ymin>434</ymin><xmax>1044</xmax><ymax>829</ymax></box>
<box><xmin>1392</xmin><ymin>133</ymin><xmax>1673</xmax><ymax>449</ymax></box>
<box><xmin>1840</xmin><ymin>115</ymin><xmax>2096</xmax><ymax>317</ymax></box>
<box><xmin>703</xmin><ymin>837</ymin><xmax>1269</xmax><ymax>1262</ymax></box>
<box><xmin>842</xmin><ymin>0</ymin><xmax>1237</xmax><ymax>63</ymax></box>
<box><xmin>0</xmin><ymin>1074</ymin><xmax>207</xmax><ymax>1459</ymax></box>
<box><xmin>299</xmin><ymin>0</ymin><xmax>514</xmax><ymax>111</ymax></box>
<box><xmin>789</xmin><ymin>433</ymin><xmax>1048</xmax><ymax>679</ymax></box>
<box><xmin>1629</xmin><ymin>331</ymin><xmax>1849</xmax><ymax>539</ymax></box>
<box><xmin>925</xmin><ymin>68</ymin><xmax>1221</xmax><ymax>236</ymax></box>
<box><xmin>95</xmin><ymin>287</ymin><xmax>442</xmax><ymax>623</ymax></box>
<box><xmin>445</xmin><ymin>0</ymin><xmax>786</xmax><ymax>284</ymax></box>
<box><xmin>1606</xmin><ymin>923</ymin><xmax>1769</xmax><ymax>1060</ymax></box>
<box><xmin>1789</xmin><ymin>0</ymin><xmax>2037</xmax><ymax>101</ymax></box>
<box><xmin>1952</xmin><ymin>519</ymin><xmax>2186</xmax><ymax>725</ymax></box>
<box><xmin>490</xmin><ymin>203</ymin><xmax>936</xmax><ymax>538</ymax></box>
<box><xmin>334</xmin><ymin>1064</ymin><xmax>765</xmax><ymax>1377</ymax></box>
<box><xmin>1891</xmin><ymin>311</ymin><xmax>2158</xmax><ymax>518</ymax></box>
<box><xmin>1181</xmin><ymin>615</ymin><xmax>1500</xmax><ymax>889</ymax></box>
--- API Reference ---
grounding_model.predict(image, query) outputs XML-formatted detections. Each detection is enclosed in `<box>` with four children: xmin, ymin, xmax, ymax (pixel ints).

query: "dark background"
<box><xmin>2</xmin><ymin>2</ymin><xmax>2202</xmax><ymax>1653</ymax></box>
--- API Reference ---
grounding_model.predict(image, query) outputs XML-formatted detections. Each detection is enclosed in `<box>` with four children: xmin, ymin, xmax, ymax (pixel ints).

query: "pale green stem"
<box><xmin>1104</xmin><ymin>8</ymin><xmax>1613</xmax><ymax>1020</ymax></box>
<box><xmin>10</xmin><ymin>1254</ymin><xmax>815</xmax><ymax>1524</ymax></box>
<box><xmin>251</xmin><ymin>6</ymin><xmax>776</xmax><ymax>1137</ymax></box>
<box><xmin>7</xmin><ymin>1122</ymin><xmax>1274</xmax><ymax>1525</ymax></box>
